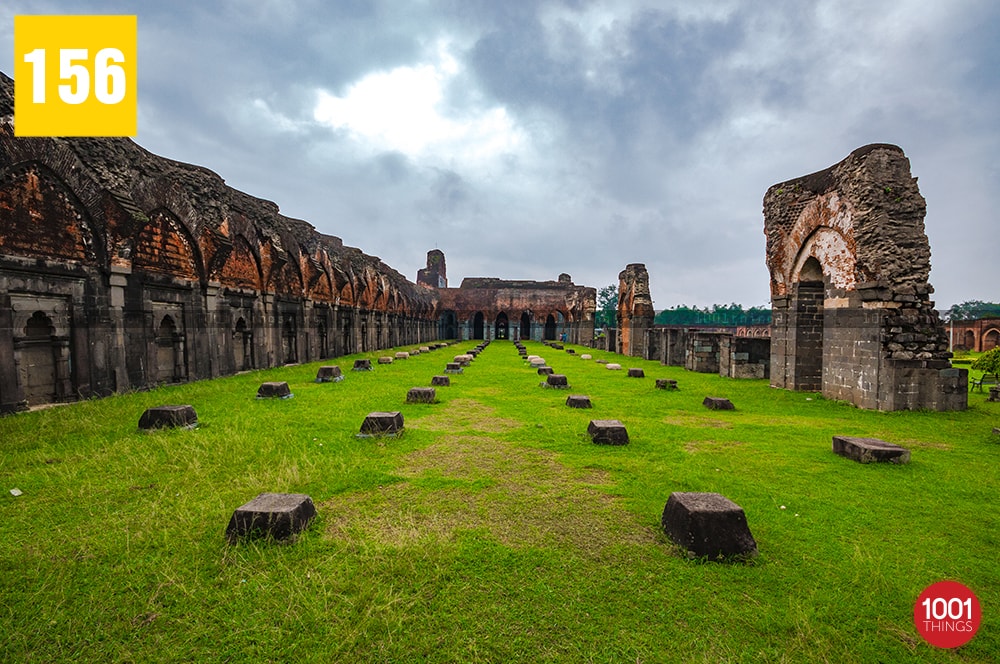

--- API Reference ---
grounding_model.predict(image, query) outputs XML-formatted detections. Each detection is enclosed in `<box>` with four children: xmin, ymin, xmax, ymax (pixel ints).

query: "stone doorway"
<box><xmin>282</xmin><ymin>314</ymin><xmax>297</xmax><ymax>364</ymax></box>
<box><xmin>234</xmin><ymin>317</ymin><xmax>253</xmax><ymax>371</ymax></box>
<box><xmin>155</xmin><ymin>315</ymin><xmax>182</xmax><ymax>383</ymax></box>
<box><xmin>472</xmin><ymin>312</ymin><xmax>485</xmax><ymax>340</ymax></box>
<box><xmin>791</xmin><ymin>257</ymin><xmax>824</xmax><ymax>391</ymax></box>
<box><xmin>20</xmin><ymin>312</ymin><xmax>58</xmax><ymax>405</ymax></box>
<box><xmin>440</xmin><ymin>310</ymin><xmax>457</xmax><ymax>340</ymax></box>
<box><xmin>520</xmin><ymin>312</ymin><xmax>531</xmax><ymax>340</ymax></box>
<box><xmin>544</xmin><ymin>314</ymin><xmax>557</xmax><ymax>341</ymax></box>
<box><xmin>494</xmin><ymin>312</ymin><xmax>508</xmax><ymax>340</ymax></box>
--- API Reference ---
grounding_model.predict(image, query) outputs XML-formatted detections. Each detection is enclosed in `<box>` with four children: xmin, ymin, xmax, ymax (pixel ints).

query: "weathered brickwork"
<box><xmin>764</xmin><ymin>144</ymin><xmax>966</xmax><ymax>411</ymax></box>
<box><xmin>0</xmin><ymin>72</ymin><xmax>440</xmax><ymax>412</ymax></box>
<box><xmin>616</xmin><ymin>263</ymin><xmax>654</xmax><ymax>357</ymax></box>
<box><xmin>950</xmin><ymin>318</ymin><xmax>1000</xmax><ymax>352</ymax></box>
<box><xmin>421</xmin><ymin>252</ymin><xmax>595</xmax><ymax>344</ymax></box>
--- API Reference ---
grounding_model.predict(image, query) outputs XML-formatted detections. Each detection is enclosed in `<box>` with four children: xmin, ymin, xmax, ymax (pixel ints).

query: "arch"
<box><xmin>791</xmin><ymin>257</ymin><xmax>825</xmax><ymax>391</ymax></box>
<box><xmin>984</xmin><ymin>328</ymin><xmax>1000</xmax><ymax>351</ymax></box>
<box><xmin>962</xmin><ymin>330</ymin><xmax>976</xmax><ymax>351</ymax></box>
<box><xmin>234</xmin><ymin>316</ymin><xmax>253</xmax><ymax>371</ymax></box>
<box><xmin>789</xmin><ymin>225</ymin><xmax>854</xmax><ymax>292</ymax></box>
<box><xmin>520</xmin><ymin>312</ymin><xmax>531</xmax><ymax>340</ymax></box>
<box><xmin>440</xmin><ymin>310</ymin><xmax>458</xmax><ymax>340</ymax></box>
<box><xmin>281</xmin><ymin>313</ymin><xmax>298</xmax><ymax>364</ymax></box>
<box><xmin>494</xmin><ymin>312</ymin><xmax>509</xmax><ymax>340</ymax></box>
<box><xmin>135</xmin><ymin>208</ymin><xmax>203</xmax><ymax>283</ymax></box>
<box><xmin>544</xmin><ymin>314</ymin><xmax>557</xmax><ymax>341</ymax></box>
<box><xmin>219</xmin><ymin>235</ymin><xmax>262</xmax><ymax>291</ymax></box>
<box><xmin>472</xmin><ymin>312</ymin><xmax>485</xmax><ymax>340</ymax></box>
<box><xmin>0</xmin><ymin>162</ymin><xmax>102</xmax><ymax>266</ymax></box>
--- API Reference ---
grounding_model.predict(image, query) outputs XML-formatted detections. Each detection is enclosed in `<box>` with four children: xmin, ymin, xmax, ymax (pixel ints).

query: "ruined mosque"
<box><xmin>0</xmin><ymin>71</ymin><xmax>966</xmax><ymax>413</ymax></box>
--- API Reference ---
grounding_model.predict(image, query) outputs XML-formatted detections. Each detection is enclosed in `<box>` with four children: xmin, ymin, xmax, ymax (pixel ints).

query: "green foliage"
<box><xmin>945</xmin><ymin>300</ymin><xmax>1000</xmax><ymax>321</ymax></box>
<box><xmin>971</xmin><ymin>347</ymin><xmax>1000</xmax><ymax>375</ymax></box>
<box><xmin>1</xmin><ymin>342</ymin><xmax>998</xmax><ymax>662</ymax></box>
<box><xmin>654</xmin><ymin>302</ymin><xmax>772</xmax><ymax>326</ymax></box>
<box><xmin>595</xmin><ymin>283</ymin><xmax>618</xmax><ymax>329</ymax></box>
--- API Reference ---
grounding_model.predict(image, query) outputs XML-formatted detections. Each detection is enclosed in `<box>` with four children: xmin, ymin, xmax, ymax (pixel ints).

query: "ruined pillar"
<box><xmin>763</xmin><ymin>144</ymin><xmax>966</xmax><ymax>411</ymax></box>
<box><xmin>616</xmin><ymin>264</ymin><xmax>654</xmax><ymax>357</ymax></box>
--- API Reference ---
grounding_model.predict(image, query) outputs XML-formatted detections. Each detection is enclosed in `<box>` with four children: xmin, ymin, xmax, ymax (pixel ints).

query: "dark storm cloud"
<box><xmin>0</xmin><ymin>1</ymin><xmax>997</xmax><ymax>309</ymax></box>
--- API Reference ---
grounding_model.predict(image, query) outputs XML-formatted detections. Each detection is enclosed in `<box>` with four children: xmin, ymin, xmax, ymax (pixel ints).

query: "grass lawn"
<box><xmin>1</xmin><ymin>341</ymin><xmax>998</xmax><ymax>662</ymax></box>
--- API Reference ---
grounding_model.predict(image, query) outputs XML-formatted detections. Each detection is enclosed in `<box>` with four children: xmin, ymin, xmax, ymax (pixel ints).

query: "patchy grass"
<box><xmin>1</xmin><ymin>340</ymin><xmax>998</xmax><ymax>662</ymax></box>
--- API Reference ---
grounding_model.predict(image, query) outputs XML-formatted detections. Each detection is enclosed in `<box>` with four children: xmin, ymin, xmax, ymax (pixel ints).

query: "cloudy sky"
<box><xmin>2</xmin><ymin>1</ymin><xmax>997</xmax><ymax>310</ymax></box>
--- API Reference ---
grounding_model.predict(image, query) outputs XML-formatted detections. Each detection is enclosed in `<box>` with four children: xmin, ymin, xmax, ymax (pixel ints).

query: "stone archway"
<box><xmin>234</xmin><ymin>317</ymin><xmax>253</xmax><ymax>371</ymax></box>
<box><xmin>472</xmin><ymin>312</ymin><xmax>485</xmax><ymax>340</ymax></box>
<box><xmin>985</xmin><ymin>329</ymin><xmax>1000</xmax><ymax>351</ymax></box>
<box><xmin>155</xmin><ymin>315</ymin><xmax>180</xmax><ymax>383</ymax></box>
<box><xmin>544</xmin><ymin>314</ymin><xmax>557</xmax><ymax>341</ymax></box>
<box><xmin>520</xmin><ymin>312</ymin><xmax>531</xmax><ymax>341</ymax></box>
<box><xmin>791</xmin><ymin>256</ymin><xmax>825</xmax><ymax>392</ymax></box>
<box><xmin>282</xmin><ymin>314</ymin><xmax>297</xmax><ymax>364</ymax></box>
<box><xmin>494</xmin><ymin>312</ymin><xmax>509</xmax><ymax>340</ymax></box>
<box><xmin>20</xmin><ymin>312</ymin><xmax>57</xmax><ymax>405</ymax></box>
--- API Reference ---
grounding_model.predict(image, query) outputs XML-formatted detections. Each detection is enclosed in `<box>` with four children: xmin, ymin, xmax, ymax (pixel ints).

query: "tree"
<box><xmin>971</xmin><ymin>348</ymin><xmax>1000</xmax><ymax>376</ymax></box>
<box><xmin>595</xmin><ymin>284</ymin><xmax>618</xmax><ymax>329</ymax></box>
<box><xmin>944</xmin><ymin>301</ymin><xmax>1000</xmax><ymax>321</ymax></box>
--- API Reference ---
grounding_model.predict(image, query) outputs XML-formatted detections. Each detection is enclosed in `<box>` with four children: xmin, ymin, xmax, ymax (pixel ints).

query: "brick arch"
<box><xmin>217</xmin><ymin>235</ymin><xmax>262</xmax><ymax>291</ymax></box>
<box><xmin>984</xmin><ymin>328</ymin><xmax>1000</xmax><ymax>351</ymax></box>
<box><xmin>791</xmin><ymin>226</ymin><xmax>854</xmax><ymax>290</ymax></box>
<box><xmin>134</xmin><ymin>207</ymin><xmax>204</xmax><ymax>282</ymax></box>
<box><xmin>0</xmin><ymin>161</ymin><xmax>104</xmax><ymax>267</ymax></box>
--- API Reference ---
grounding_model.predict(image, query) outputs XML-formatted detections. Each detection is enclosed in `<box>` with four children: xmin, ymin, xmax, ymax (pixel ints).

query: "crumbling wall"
<box><xmin>0</xmin><ymin>71</ymin><xmax>438</xmax><ymax>412</ymax></box>
<box><xmin>764</xmin><ymin>144</ymin><xmax>966</xmax><ymax>411</ymax></box>
<box><xmin>616</xmin><ymin>263</ymin><xmax>654</xmax><ymax>357</ymax></box>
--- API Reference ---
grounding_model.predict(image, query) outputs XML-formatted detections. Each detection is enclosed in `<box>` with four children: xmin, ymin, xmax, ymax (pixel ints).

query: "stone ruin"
<box><xmin>616</xmin><ymin>263</ymin><xmax>655</xmax><ymax>358</ymax></box>
<box><xmin>764</xmin><ymin>144</ymin><xmax>966</xmax><ymax>411</ymax></box>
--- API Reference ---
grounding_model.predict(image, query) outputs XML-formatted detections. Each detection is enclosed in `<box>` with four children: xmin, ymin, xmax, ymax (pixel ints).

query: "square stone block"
<box><xmin>353</xmin><ymin>359</ymin><xmax>373</xmax><ymax>371</ymax></box>
<box><xmin>627</xmin><ymin>368</ymin><xmax>645</xmax><ymax>378</ymax></box>
<box><xmin>315</xmin><ymin>366</ymin><xmax>344</xmax><ymax>382</ymax></box>
<box><xmin>606</xmin><ymin>363</ymin><xmax>622</xmax><ymax>370</ymax></box>
<box><xmin>656</xmin><ymin>379</ymin><xmax>678</xmax><ymax>390</ymax></box>
<box><xmin>566</xmin><ymin>395</ymin><xmax>592</xmax><ymax>408</ymax></box>
<box><xmin>395</xmin><ymin>352</ymin><xmax>410</xmax><ymax>360</ymax></box>
<box><xmin>445</xmin><ymin>363</ymin><xmax>463</xmax><ymax>374</ymax></box>
<box><xmin>138</xmin><ymin>405</ymin><xmax>198</xmax><ymax>430</ymax></box>
<box><xmin>431</xmin><ymin>375</ymin><xmax>451</xmax><ymax>387</ymax></box>
<box><xmin>406</xmin><ymin>387</ymin><xmax>437</xmax><ymax>404</ymax></box>
<box><xmin>257</xmin><ymin>382</ymin><xmax>292</xmax><ymax>399</ymax></box>
<box><xmin>226</xmin><ymin>492</ymin><xmax>316</xmax><ymax>543</ymax></box>
<box><xmin>588</xmin><ymin>419</ymin><xmax>629</xmax><ymax>445</ymax></box>
<box><xmin>545</xmin><ymin>374</ymin><xmax>569</xmax><ymax>389</ymax></box>
<box><xmin>420</xmin><ymin>346</ymin><xmax>431</xmax><ymax>353</ymax></box>
<box><xmin>703</xmin><ymin>397</ymin><xmax>734</xmax><ymax>410</ymax></box>
<box><xmin>378</xmin><ymin>356</ymin><xmax>394</xmax><ymax>364</ymax></box>
<box><xmin>566</xmin><ymin>349</ymin><xmax>576</xmax><ymax>354</ymax></box>
<box><xmin>661</xmin><ymin>492</ymin><xmax>758</xmax><ymax>561</ymax></box>
<box><xmin>538</xmin><ymin>367</ymin><xmax>554</xmax><ymax>375</ymax></box>
<box><xmin>595</xmin><ymin>359</ymin><xmax>608</xmax><ymax>364</ymax></box>
<box><xmin>832</xmin><ymin>436</ymin><xmax>911</xmax><ymax>464</ymax></box>
<box><xmin>580</xmin><ymin>354</ymin><xmax>592</xmax><ymax>360</ymax></box>
<box><xmin>359</xmin><ymin>411</ymin><xmax>404</xmax><ymax>436</ymax></box>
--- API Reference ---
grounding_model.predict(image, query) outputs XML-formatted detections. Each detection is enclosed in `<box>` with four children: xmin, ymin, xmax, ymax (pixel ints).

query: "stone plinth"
<box><xmin>627</xmin><ymin>368</ymin><xmax>645</xmax><ymax>378</ymax></box>
<box><xmin>588</xmin><ymin>419</ymin><xmax>629</xmax><ymax>446</ymax></box>
<box><xmin>420</xmin><ymin>346</ymin><xmax>431</xmax><ymax>353</ymax></box>
<box><xmin>703</xmin><ymin>397</ymin><xmax>734</xmax><ymax>410</ymax></box>
<box><xmin>566</xmin><ymin>395</ymin><xmax>592</xmax><ymax>408</ymax></box>
<box><xmin>406</xmin><ymin>387</ymin><xmax>437</xmax><ymax>404</ymax></box>
<box><xmin>431</xmin><ymin>375</ymin><xmax>451</xmax><ymax>387</ymax></box>
<box><xmin>257</xmin><ymin>382</ymin><xmax>292</xmax><ymax>399</ymax></box>
<box><xmin>656</xmin><ymin>379</ymin><xmax>678</xmax><ymax>390</ymax></box>
<box><xmin>832</xmin><ymin>436</ymin><xmax>911</xmax><ymax>464</ymax></box>
<box><xmin>544</xmin><ymin>374</ymin><xmax>569</xmax><ymax>389</ymax></box>
<box><xmin>445</xmin><ymin>363</ymin><xmax>464</xmax><ymax>374</ymax></box>
<box><xmin>353</xmin><ymin>359</ymin><xmax>373</xmax><ymax>371</ymax></box>
<box><xmin>138</xmin><ymin>405</ymin><xmax>198</xmax><ymax>430</ymax></box>
<box><xmin>378</xmin><ymin>356</ymin><xmax>393</xmax><ymax>364</ymax></box>
<box><xmin>580</xmin><ymin>354</ymin><xmax>592</xmax><ymax>360</ymax></box>
<box><xmin>567</xmin><ymin>349</ymin><xmax>576</xmax><ymax>354</ymax></box>
<box><xmin>359</xmin><ymin>411</ymin><xmax>404</xmax><ymax>436</ymax></box>
<box><xmin>529</xmin><ymin>358</ymin><xmax>546</xmax><ymax>367</ymax></box>
<box><xmin>606</xmin><ymin>363</ymin><xmax>622</xmax><ymax>371</ymax></box>
<box><xmin>990</xmin><ymin>387</ymin><xmax>1000</xmax><ymax>403</ymax></box>
<box><xmin>538</xmin><ymin>367</ymin><xmax>554</xmax><ymax>375</ymax></box>
<box><xmin>661</xmin><ymin>492</ymin><xmax>757</xmax><ymax>561</ymax></box>
<box><xmin>226</xmin><ymin>492</ymin><xmax>316</xmax><ymax>543</ymax></box>
<box><xmin>409</xmin><ymin>349</ymin><xmax>421</xmax><ymax>355</ymax></box>
<box><xmin>315</xmin><ymin>366</ymin><xmax>344</xmax><ymax>382</ymax></box>
<box><xmin>395</xmin><ymin>352</ymin><xmax>410</xmax><ymax>360</ymax></box>
<box><xmin>455</xmin><ymin>355</ymin><xmax>473</xmax><ymax>366</ymax></box>
<box><xmin>596</xmin><ymin>359</ymin><xmax>608</xmax><ymax>364</ymax></box>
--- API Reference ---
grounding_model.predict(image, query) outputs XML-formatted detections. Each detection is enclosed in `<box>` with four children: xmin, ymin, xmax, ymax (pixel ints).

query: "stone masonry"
<box><xmin>616</xmin><ymin>263</ymin><xmax>654</xmax><ymax>357</ymax></box>
<box><xmin>764</xmin><ymin>144</ymin><xmax>966</xmax><ymax>411</ymax></box>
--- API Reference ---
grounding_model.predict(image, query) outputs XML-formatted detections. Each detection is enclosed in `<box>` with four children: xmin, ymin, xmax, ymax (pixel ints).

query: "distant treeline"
<box><xmin>654</xmin><ymin>304</ymin><xmax>772</xmax><ymax>326</ymax></box>
<box><xmin>943</xmin><ymin>300</ymin><xmax>1000</xmax><ymax>321</ymax></box>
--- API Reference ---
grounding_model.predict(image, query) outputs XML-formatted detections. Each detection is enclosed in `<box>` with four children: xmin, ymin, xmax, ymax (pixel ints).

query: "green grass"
<box><xmin>1</xmin><ymin>341</ymin><xmax>998</xmax><ymax>662</ymax></box>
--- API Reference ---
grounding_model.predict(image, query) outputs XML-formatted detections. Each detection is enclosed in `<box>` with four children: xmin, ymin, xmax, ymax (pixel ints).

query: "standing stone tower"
<box><xmin>417</xmin><ymin>249</ymin><xmax>447</xmax><ymax>288</ymax></box>
<box><xmin>616</xmin><ymin>263</ymin><xmax>654</xmax><ymax>357</ymax></box>
<box><xmin>764</xmin><ymin>144</ymin><xmax>966</xmax><ymax>411</ymax></box>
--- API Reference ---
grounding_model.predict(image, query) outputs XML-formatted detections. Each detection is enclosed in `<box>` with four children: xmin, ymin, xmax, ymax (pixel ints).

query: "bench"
<box><xmin>971</xmin><ymin>373</ymin><xmax>999</xmax><ymax>392</ymax></box>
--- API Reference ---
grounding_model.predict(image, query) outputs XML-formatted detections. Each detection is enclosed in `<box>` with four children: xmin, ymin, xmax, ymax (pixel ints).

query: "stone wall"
<box><xmin>426</xmin><ymin>259</ymin><xmax>596</xmax><ymax>344</ymax></box>
<box><xmin>949</xmin><ymin>318</ymin><xmax>1000</xmax><ymax>352</ymax></box>
<box><xmin>644</xmin><ymin>327</ymin><xmax>688</xmax><ymax>366</ymax></box>
<box><xmin>685</xmin><ymin>331</ymin><xmax>725</xmax><ymax>374</ymax></box>
<box><xmin>719</xmin><ymin>336</ymin><xmax>771</xmax><ymax>379</ymax></box>
<box><xmin>764</xmin><ymin>144</ymin><xmax>966</xmax><ymax>411</ymax></box>
<box><xmin>616</xmin><ymin>263</ymin><xmax>654</xmax><ymax>357</ymax></box>
<box><xmin>0</xmin><ymin>72</ymin><xmax>439</xmax><ymax>412</ymax></box>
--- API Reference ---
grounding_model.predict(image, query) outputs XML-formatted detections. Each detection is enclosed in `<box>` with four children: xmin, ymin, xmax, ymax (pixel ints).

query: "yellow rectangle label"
<box><xmin>14</xmin><ymin>15</ymin><xmax>137</xmax><ymax>136</ymax></box>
